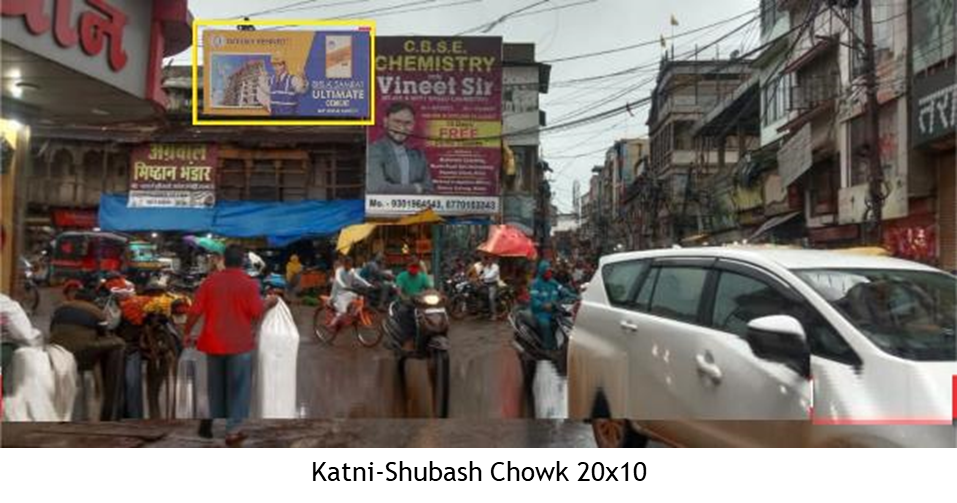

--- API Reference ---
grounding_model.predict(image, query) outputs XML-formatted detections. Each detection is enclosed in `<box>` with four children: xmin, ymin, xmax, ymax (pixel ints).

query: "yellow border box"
<box><xmin>191</xmin><ymin>19</ymin><xmax>376</xmax><ymax>126</ymax></box>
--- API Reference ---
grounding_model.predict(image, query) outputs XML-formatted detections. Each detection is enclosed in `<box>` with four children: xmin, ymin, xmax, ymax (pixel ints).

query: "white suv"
<box><xmin>567</xmin><ymin>248</ymin><xmax>956</xmax><ymax>447</ymax></box>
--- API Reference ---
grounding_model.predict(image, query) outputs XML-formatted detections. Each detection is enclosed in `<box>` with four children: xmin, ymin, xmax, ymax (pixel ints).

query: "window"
<box><xmin>635</xmin><ymin>267</ymin><xmax>659</xmax><ymax>311</ymax></box>
<box><xmin>673</xmin><ymin>121</ymin><xmax>695</xmax><ymax>151</ymax></box>
<box><xmin>602</xmin><ymin>260</ymin><xmax>648</xmax><ymax>306</ymax></box>
<box><xmin>712</xmin><ymin>269</ymin><xmax>861</xmax><ymax>365</ymax></box>
<box><xmin>649</xmin><ymin>267</ymin><xmax>709</xmax><ymax>323</ymax></box>
<box><xmin>798</xmin><ymin>269</ymin><xmax>954</xmax><ymax>362</ymax></box>
<box><xmin>809</xmin><ymin>161</ymin><xmax>839</xmax><ymax>216</ymax></box>
<box><xmin>711</xmin><ymin>272</ymin><xmax>795</xmax><ymax>337</ymax></box>
<box><xmin>763</xmin><ymin>73</ymin><xmax>791</xmax><ymax>126</ymax></box>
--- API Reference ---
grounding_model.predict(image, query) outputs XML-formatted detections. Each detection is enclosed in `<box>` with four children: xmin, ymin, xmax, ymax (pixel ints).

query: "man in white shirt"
<box><xmin>480</xmin><ymin>255</ymin><xmax>501</xmax><ymax>321</ymax></box>
<box><xmin>329</xmin><ymin>256</ymin><xmax>371</xmax><ymax>331</ymax></box>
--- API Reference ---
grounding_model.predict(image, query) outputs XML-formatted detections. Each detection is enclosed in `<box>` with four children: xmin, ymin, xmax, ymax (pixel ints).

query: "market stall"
<box><xmin>336</xmin><ymin>209</ymin><xmax>444</xmax><ymax>273</ymax></box>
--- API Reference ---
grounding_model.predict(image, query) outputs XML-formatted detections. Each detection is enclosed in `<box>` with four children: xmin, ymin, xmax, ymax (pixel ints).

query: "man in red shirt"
<box><xmin>185</xmin><ymin>244</ymin><xmax>277</xmax><ymax>446</ymax></box>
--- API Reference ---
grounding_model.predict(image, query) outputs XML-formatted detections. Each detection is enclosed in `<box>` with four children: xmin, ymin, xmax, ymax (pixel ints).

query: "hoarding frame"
<box><xmin>191</xmin><ymin>19</ymin><xmax>376</xmax><ymax>126</ymax></box>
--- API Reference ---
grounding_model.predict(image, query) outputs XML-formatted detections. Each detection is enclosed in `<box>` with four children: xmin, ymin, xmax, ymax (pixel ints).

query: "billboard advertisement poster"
<box><xmin>366</xmin><ymin>36</ymin><xmax>503</xmax><ymax>216</ymax></box>
<box><xmin>128</xmin><ymin>144</ymin><xmax>218</xmax><ymax>208</ymax></box>
<box><xmin>202</xmin><ymin>29</ymin><xmax>371</xmax><ymax>119</ymax></box>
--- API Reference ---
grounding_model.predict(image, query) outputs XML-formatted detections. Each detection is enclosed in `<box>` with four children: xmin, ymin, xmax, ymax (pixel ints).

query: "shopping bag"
<box><xmin>253</xmin><ymin>298</ymin><xmax>299</xmax><ymax>418</ymax></box>
<box><xmin>173</xmin><ymin>348</ymin><xmax>209</xmax><ymax>419</ymax></box>
<box><xmin>532</xmin><ymin>360</ymin><xmax>568</xmax><ymax>419</ymax></box>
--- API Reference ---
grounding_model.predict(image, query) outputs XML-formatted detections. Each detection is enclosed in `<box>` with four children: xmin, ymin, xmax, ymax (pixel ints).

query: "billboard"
<box><xmin>202</xmin><ymin>29</ymin><xmax>371</xmax><ymax>119</ymax></box>
<box><xmin>128</xmin><ymin>144</ymin><xmax>218</xmax><ymax>208</ymax></box>
<box><xmin>366</xmin><ymin>36</ymin><xmax>503</xmax><ymax>217</ymax></box>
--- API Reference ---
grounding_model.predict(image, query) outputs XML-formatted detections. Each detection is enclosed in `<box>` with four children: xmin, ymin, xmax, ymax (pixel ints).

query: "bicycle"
<box><xmin>312</xmin><ymin>293</ymin><xmax>383</xmax><ymax>347</ymax></box>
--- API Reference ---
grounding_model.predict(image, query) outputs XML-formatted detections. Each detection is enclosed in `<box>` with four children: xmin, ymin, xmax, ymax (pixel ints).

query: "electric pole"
<box><xmin>860</xmin><ymin>0</ymin><xmax>884</xmax><ymax>245</ymax></box>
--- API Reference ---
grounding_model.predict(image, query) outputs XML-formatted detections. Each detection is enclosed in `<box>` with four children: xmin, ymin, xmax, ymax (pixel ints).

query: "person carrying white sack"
<box><xmin>1</xmin><ymin>293</ymin><xmax>77</xmax><ymax>421</ymax></box>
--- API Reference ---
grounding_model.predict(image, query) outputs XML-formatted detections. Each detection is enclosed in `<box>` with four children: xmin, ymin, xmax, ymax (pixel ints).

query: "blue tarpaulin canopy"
<box><xmin>98</xmin><ymin>194</ymin><xmax>365</xmax><ymax>246</ymax></box>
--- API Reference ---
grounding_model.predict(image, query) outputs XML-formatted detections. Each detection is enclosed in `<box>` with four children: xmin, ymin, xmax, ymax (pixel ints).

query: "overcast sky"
<box><xmin>179</xmin><ymin>0</ymin><xmax>759</xmax><ymax>211</ymax></box>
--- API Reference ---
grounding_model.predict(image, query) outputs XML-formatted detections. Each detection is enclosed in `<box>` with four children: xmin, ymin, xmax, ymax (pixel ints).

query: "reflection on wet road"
<box><xmin>291</xmin><ymin>305</ymin><xmax>532</xmax><ymax>419</ymax></box>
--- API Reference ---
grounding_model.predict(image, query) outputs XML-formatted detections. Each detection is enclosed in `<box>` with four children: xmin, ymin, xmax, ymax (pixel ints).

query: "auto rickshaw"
<box><xmin>49</xmin><ymin>231</ymin><xmax>129</xmax><ymax>286</ymax></box>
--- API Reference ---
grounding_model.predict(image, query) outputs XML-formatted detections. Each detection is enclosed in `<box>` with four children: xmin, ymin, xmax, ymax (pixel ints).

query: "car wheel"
<box><xmin>590</xmin><ymin>392</ymin><xmax>648</xmax><ymax>448</ymax></box>
<box><xmin>592</xmin><ymin>419</ymin><xmax>647</xmax><ymax>448</ymax></box>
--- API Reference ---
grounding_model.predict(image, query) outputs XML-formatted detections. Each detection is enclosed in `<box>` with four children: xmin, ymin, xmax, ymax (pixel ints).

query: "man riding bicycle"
<box><xmin>329</xmin><ymin>256</ymin><xmax>371</xmax><ymax>332</ymax></box>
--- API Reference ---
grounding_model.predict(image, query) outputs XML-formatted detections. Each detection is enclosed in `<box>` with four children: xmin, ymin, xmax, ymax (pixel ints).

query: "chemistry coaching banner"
<box><xmin>202</xmin><ymin>29</ymin><xmax>371</xmax><ymax>119</ymax></box>
<box><xmin>128</xmin><ymin>144</ymin><xmax>218</xmax><ymax>208</ymax></box>
<box><xmin>366</xmin><ymin>37</ymin><xmax>503</xmax><ymax>217</ymax></box>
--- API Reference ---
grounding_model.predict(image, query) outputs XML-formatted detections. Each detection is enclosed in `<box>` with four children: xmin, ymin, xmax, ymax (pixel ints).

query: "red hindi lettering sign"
<box><xmin>128</xmin><ymin>144</ymin><xmax>218</xmax><ymax>208</ymax></box>
<box><xmin>52</xmin><ymin>209</ymin><xmax>98</xmax><ymax>228</ymax></box>
<box><xmin>1</xmin><ymin>0</ymin><xmax>128</xmax><ymax>71</ymax></box>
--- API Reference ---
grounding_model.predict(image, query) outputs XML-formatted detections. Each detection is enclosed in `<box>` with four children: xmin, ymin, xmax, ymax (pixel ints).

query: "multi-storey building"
<box><xmin>646</xmin><ymin>57</ymin><xmax>753</xmax><ymax>246</ymax></box>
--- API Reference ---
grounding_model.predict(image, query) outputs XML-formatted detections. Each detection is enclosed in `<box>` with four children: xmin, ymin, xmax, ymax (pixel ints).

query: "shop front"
<box><xmin>1</xmin><ymin>0</ymin><xmax>193</xmax><ymax>292</ymax></box>
<box><xmin>912</xmin><ymin>69</ymin><xmax>956</xmax><ymax>272</ymax></box>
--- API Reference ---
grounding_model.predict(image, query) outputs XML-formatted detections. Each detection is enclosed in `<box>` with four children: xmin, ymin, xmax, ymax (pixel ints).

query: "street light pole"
<box><xmin>860</xmin><ymin>0</ymin><xmax>885</xmax><ymax>245</ymax></box>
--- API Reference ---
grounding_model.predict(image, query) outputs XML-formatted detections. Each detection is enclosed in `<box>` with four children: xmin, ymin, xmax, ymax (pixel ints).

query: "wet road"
<box><xmin>291</xmin><ymin>304</ymin><xmax>535</xmax><ymax>419</ymax></box>
<box><xmin>2</xmin><ymin>419</ymin><xmax>598</xmax><ymax>447</ymax></box>
<box><xmin>26</xmin><ymin>289</ymin><xmax>550</xmax><ymax>420</ymax></box>
<box><xmin>11</xmin><ymin>288</ymin><xmax>663</xmax><ymax>448</ymax></box>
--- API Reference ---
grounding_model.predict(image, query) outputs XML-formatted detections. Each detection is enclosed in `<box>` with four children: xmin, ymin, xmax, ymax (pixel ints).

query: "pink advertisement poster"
<box><xmin>366</xmin><ymin>36</ymin><xmax>502</xmax><ymax>216</ymax></box>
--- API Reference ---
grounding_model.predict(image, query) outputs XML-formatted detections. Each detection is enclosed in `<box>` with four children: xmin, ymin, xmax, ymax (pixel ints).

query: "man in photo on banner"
<box><xmin>267</xmin><ymin>55</ymin><xmax>307</xmax><ymax>116</ymax></box>
<box><xmin>367</xmin><ymin>102</ymin><xmax>432</xmax><ymax>194</ymax></box>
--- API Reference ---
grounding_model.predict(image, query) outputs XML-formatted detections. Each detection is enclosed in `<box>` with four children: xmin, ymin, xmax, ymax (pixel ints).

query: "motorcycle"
<box><xmin>168</xmin><ymin>270</ymin><xmax>205</xmax><ymax>294</ymax></box>
<box><xmin>509</xmin><ymin>303</ymin><xmax>574</xmax><ymax>373</ymax></box>
<box><xmin>380</xmin><ymin>289</ymin><xmax>450</xmax><ymax>418</ymax></box>
<box><xmin>508</xmin><ymin>297</ymin><xmax>577</xmax><ymax>415</ymax></box>
<box><xmin>448</xmin><ymin>281</ymin><xmax>515</xmax><ymax>321</ymax></box>
<box><xmin>442</xmin><ymin>272</ymin><xmax>469</xmax><ymax>297</ymax></box>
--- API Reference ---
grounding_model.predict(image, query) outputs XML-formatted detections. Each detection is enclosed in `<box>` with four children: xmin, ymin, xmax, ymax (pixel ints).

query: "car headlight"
<box><xmin>422</xmin><ymin>294</ymin><xmax>441</xmax><ymax>306</ymax></box>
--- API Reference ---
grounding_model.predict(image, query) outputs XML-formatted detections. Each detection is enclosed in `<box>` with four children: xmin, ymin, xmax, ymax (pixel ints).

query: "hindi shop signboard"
<box><xmin>1</xmin><ymin>0</ymin><xmax>153</xmax><ymax>100</ymax></box>
<box><xmin>366</xmin><ymin>36</ymin><xmax>503</xmax><ymax>217</ymax></box>
<box><xmin>912</xmin><ymin>70</ymin><xmax>956</xmax><ymax>148</ymax></box>
<box><xmin>128</xmin><ymin>144</ymin><xmax>218</xmax><ymax>208</ymax></box>
<box><xmin>202</xmin><ymin>29</ymin><xmax>372</xmax><ymax>120</ymax></box>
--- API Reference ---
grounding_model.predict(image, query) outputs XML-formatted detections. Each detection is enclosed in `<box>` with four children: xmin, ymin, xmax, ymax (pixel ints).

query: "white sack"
<box><xmin>253</xmin><ymin>299</ymin><xmax>299</xmax><ymax>418</ymax></box>
<box><xmin>3</xmin><ymin>344</ymin><xmax>77</xmax><ymax>422</ymax></box>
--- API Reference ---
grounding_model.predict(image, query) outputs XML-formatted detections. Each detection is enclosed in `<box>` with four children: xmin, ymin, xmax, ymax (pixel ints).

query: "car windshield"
<box><xmin>795</xmin><ymin>268</ymin><xmax>956</xmax><ymax>362</ymax></box>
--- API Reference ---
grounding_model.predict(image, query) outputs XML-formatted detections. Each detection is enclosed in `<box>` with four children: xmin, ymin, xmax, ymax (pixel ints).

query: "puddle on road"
<box><xmin>294</xmin><ymin>337</ymin><xmax>537</xmax><ymax>419</ymax></box>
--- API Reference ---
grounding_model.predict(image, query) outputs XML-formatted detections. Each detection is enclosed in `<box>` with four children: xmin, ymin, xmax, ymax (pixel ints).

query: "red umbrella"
<box><xmin>477</xmin><ymin>225</ymin><xmax>538</xmax><ymax>260</ymax></box>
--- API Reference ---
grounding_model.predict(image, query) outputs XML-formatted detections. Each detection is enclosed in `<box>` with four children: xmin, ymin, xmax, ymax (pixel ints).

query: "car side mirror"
<box><xmin>746</xmin><ymin>315</ymin><xmax>810</xmax><ymax>379</ymax></box>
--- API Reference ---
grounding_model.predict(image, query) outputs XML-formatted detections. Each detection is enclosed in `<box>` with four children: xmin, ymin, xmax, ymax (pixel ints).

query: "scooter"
<box><xmin>380</xmin><ymin>289</ymin><xmax>451</xmax><ymax>418</ymax></box>
<box><xmin>508</xmin><ymin>298</ymin><xmax>576</xmax><ymax>416</ymax></box>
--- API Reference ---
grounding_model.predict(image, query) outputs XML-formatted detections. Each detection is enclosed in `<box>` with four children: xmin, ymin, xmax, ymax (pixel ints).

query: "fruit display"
<box><xmin>120</xmin><ymin>293</ymin><xmax>191</xmax><ymax>325</ymax></box>
<box><xmin>119</xmin><ymin>296</ymin><xmax>150</xmax><ymax>326</ymax></box>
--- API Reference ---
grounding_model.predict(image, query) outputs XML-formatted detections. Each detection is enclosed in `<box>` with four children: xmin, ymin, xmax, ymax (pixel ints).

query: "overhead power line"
<box><xmin>455</xmin><ymin>0</ymin><xmax>551</xmax><ymax>35</ymax></box>
<box><xmin>542</xmin><ymin>7</ymin><xmax>759</xmax><ymax>63</ymax></box>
